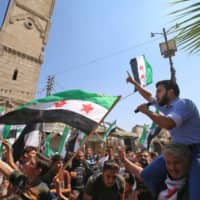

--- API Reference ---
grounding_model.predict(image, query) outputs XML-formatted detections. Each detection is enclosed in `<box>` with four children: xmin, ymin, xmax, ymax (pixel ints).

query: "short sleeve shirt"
<box><xmin>85</xmin><ymin>173</ymin><xmax>125</xmax><ymax>200</ymax></box>
<box><xmin>152</xmin><ymin>97</ymin><xmax>200</xmax><ymax>144</ymax></box>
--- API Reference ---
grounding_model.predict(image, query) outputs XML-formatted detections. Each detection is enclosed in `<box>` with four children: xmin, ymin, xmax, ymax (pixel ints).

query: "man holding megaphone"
<box><xmin>126</xmin><ymin>71</ymin><xmax>200</xmax><ymax>200</ymax></box>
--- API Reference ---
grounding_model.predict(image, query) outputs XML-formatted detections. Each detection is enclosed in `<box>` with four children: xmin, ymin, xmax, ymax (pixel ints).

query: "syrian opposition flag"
<box><xmin>44</xmin><ymin>133</ymin><xmax>55</xmax><ymax>157</ymax></box>
<box><xmin>0</xmin><ymin>124</ymin><xmax>24</xmax><ymax>157</ymax></box>
<box><xmin>130</xmin><ymin>55</ymin><xmax>153</xmax><ymax>90</ymax></box>
<box><xmin>0</xmin><ymin>90</ymin><xmax>121</xmax><ymax>134</ymax></box>
<box><xmin>24</xmin><ymin>123</ymin><xmax>41</xmax><ymax>147</ymax></box>
<box><xmin>139</xmin><ymin>122</ymin><xmax>161</xmax><ymax>149</ymax></box>
<box><xmin>73</xmin><ymin>130</ymin><xmax>87</xmax><ymax>152</ymax></box>
<box><xmin>58</xmin><ymin>127</ymin><xmax>70</xmax><ymax>156</ymax></box>
<box><xmin>139</xmin><ymin>124</ymin><xmax>148</xmax><ymax>147</ymax></box>
<box><xmin>0</xmin><ymin>108</ymin><xmax>5</xmax><ymax>115</ymax></box>
<box><xmin>12</xmin><ymin>123</ymin><xmax>42</xmax><ymax>161</ymax></box>
<box><xmin>1</xmin><ymin>125</ymin><xmax>24</xmax><ymax>146</ymax></box>
<box><xmin>147</xmin><ymin>123</ymin><xmax>162</xmax><ymax>149</ymax></box>
<box><xmin>62</xmin><ymin>129</ymin><xmax>87</xmax><ymax>153</ymax></box>
<box><xmin>146</xmin><ymin>109</ymin><xmax>161</xmax><ymax>149</ymax></box>
<box><xmin>65</xmin><ymin>129</ymin><xmax>79</xmax><ymax>153</ymax></box>
<box><xmin>102</xmin><ymin>120</ymin><xmax>116</xmax><ymax>142</ymax></box>
<box><xmin>0</xmin><ymin>108</ymin><xmax>6</xmax><ymax>141</ymax></box>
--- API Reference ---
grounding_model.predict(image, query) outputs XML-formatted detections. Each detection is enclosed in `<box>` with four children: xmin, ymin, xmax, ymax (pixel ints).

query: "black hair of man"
<box><xmin>51</xmin><ymin>153</ymin><xmax>64</xmax><ymax>164</ymax></box>
<box><xmin>156</xmin><ymin>80</ymin><xmax>180</xmax><ymax>97</ymax></box>
<box><xmin>103</xmin><ymin>160</ymin><xmax>120</xmax><ymax>171</ymax></box>
<box><xmin>23</xmin><ymin>146</ymin><xmax>37</xmax><ymax>155</ymax></box>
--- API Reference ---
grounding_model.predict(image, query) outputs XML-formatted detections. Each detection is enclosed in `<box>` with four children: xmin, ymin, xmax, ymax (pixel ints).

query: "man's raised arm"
<box><xmin>126</xmin><ymin>71</ymin><xmax>152</xmax><ymax>101</ymax></box>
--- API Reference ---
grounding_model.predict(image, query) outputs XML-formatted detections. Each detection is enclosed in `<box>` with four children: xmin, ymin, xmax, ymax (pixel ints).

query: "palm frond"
<box><xmin>168</xmin><ymin>0</ymin><xmax>200</xmax><ymax>54</ymax></box>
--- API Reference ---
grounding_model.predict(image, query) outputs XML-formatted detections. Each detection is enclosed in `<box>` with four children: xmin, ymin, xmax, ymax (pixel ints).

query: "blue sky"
<box><xmin>1</xmin><ymin>1</ymin><xmax>200</xmax><ymax>131</ymax></box>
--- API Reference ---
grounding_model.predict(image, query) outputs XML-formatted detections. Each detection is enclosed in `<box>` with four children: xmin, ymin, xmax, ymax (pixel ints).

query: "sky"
<box><xmin>1</xmin><ymin>0</ymin><xmax>200</xmax><ymax>131</ymax></box>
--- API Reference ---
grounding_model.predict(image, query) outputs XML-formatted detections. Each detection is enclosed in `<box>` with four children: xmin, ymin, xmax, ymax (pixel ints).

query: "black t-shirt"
<box><xmin>71</xmin><ymin>165</ymin><xmax>87</xmax><ymax>190</ymax></box>
<box><xmin>85</xmin><ymin>173</ymin><xmax>125</xmax><ymax>200</ymax></box>
<box><xmin>70</xmin><ymin>160</ymin><xmax>91</xmax><ymax>190</ymax></box>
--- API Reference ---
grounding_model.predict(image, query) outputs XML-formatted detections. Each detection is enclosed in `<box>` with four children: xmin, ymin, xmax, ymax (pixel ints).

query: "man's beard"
<box><xmin>139</xmin><ymin>159</ymin><xmax>149</xmax><ymax>168</ymax></box>
<box><xmin>158</xmin><ymin>93</ymin><xmax>170</xmax><ymax>106</ymax></box>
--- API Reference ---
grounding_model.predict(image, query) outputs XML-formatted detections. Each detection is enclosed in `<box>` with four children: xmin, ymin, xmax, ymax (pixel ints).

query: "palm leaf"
<box><xmin>168</xmin><ymin>0</ymin><xmax>200</xmax><ymax>54</ymax></box>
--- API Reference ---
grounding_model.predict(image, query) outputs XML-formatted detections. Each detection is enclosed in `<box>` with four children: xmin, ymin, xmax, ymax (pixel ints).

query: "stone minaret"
<box><xmin>0</xmin><ymin>0</ymin><xmax>55</xmax><ymax>110</ymax></box>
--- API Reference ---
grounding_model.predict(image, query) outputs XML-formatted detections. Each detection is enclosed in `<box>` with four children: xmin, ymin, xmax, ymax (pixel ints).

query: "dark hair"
<box><xmin>156</xmin><ymin>80</ymin><xmax>180</xmax><ymax>97</ymax></box>
<box><xmin>139</xmin><ymin>148</ymin><xmax>149</xmax><ymax>154</ymax></box>
<box><xmin>103</xmin><ymin>160</ymin><xmax>119</xmax><ymax>171</ymax></box>
<box><xmin>51</xmin><ymin>154</ymin><xmax>64</xmax><ymax>164</ymax></box>
<box><xmin>23</xmin><ymin>146</ymin><xmax>37</xmax><ymax>155</ymax></box>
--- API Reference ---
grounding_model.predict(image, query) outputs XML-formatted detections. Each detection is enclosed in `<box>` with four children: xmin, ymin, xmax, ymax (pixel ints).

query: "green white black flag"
<box><xmin>0</xmin><ymin>90</ymin><xmax>121</xmax><ymax>134</ymax></box>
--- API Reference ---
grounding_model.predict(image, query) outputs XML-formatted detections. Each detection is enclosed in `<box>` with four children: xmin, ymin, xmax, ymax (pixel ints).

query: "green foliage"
<box><xmin>169</xmin><ymin>0</ymin><xmax>200</xmax><ymax>54</ymax></box>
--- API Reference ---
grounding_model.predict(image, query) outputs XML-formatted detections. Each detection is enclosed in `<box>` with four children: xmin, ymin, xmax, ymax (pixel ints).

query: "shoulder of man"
<box><xmin>88</xmin><ymin>172</ymin><xmax>102</xmax><ymax>184</ymax></box>
<box><xmin>115</xmin><ymin>174</ymin><xmax>125</xmax><ymax>192</ymax></box>
<box><xmin>9</xmin><ymin>170</ymin><xmax>28</xmax><ymax>191</ymax></box>
<box><xmin>84</xmin><ymin>172</ymin><xmax>102</xmax><ymax>197</ymax></box>
<box><xmin>85</xmin><ymin>172</ymin><xmax>102</xmax><ymax>189</ymax></box>
<box><xmin>40</xmin><ymin>169</ymin><xmax>55</xmax><ymax>185</ymax></box>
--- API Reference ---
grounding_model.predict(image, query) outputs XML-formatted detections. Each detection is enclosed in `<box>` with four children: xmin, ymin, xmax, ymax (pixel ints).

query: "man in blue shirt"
<box><xmin>126</xmin><ymin>72</ymin><xmax>200</xmax><ymax>200</ymax></box>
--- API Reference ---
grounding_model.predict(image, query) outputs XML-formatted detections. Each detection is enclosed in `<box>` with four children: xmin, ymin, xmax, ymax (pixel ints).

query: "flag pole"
<box><xmin>64</xmin><ymin>95</ymin><xmax>121</xmax><ymax>168</ymax></box>
<box><xmin>120</xmin><ymin>91</ymin><xmax>136</xmax><ymax>101</ymax></box>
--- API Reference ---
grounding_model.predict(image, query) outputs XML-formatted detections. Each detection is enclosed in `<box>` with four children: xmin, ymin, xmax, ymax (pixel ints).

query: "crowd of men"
<box><xmin>0</xmin><ymin>140</ymin><xmax>192</xmax><ymax>200</ymax></box>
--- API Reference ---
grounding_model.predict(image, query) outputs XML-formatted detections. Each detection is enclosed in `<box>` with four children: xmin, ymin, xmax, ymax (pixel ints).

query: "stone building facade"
<box><xmin>0</xmin><ymin>0</ymin><xmax>55</xmax><ymax>109</ymax></box>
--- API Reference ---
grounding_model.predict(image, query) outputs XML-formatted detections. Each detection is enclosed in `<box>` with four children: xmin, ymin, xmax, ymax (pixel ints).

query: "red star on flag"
<box><xmin>141</xmin><ymin>74</ymin><xmax>145</xmax><ymax>79</ymax></box>
<box><xmin>139</xmin><ymin>65</ymin><xmax>144</xmax><ymax>70</ymax></box>
<box><xmin>77</xmin><ymin>137</ymin><xmax>81</xmax><ymax>143</ymax></box>
<box><xmin>54</xmin><ymin>100</ymin><xmax>67</xmax><ymax>108</ymax></box>
<box><xmin>81</xmin><ymin>104</ymin><xmax>94</xmax><ymax>113</ymax></box>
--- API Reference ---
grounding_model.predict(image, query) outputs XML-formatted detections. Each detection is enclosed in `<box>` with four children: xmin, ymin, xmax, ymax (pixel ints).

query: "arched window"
<box><xmin>12</xmin><ymin>69</ymin><xmax>18</xmax><ymax>80</ymax></box>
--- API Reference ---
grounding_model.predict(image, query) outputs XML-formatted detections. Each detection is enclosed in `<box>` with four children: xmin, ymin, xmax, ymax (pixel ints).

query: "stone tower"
<box><xmin>0</xmin><ymin>0</ymin><xmax>55</xmax><ymax>110</ymax></box>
